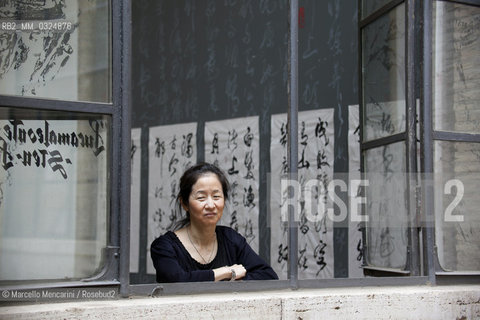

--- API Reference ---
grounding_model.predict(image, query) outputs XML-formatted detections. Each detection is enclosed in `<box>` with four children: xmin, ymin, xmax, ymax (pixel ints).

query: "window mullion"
<box><xmin>421</xmin><ymin>0</ymin><xmax>437</xmax><ymax>285</ymax></box>
<box><xmin>287</xmin><ymin>0</ymin><xmax>299</xmax><ymax>288</ymax></box>
<box><xmin>405</xmin><ymin>0</ymin><xmax>421</xmax><ymax>277</ymax></box>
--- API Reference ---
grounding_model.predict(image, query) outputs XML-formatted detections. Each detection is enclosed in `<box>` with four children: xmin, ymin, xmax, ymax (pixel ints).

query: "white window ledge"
<box><xmin>1</xmin><ymin>285</ymin><xmax>479</xmax><ymax>319</ymax></box>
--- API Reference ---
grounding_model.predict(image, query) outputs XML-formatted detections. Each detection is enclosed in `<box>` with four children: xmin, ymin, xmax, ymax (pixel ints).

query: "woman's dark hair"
<box><xmin>173</xmin><ymin>162</ymin><xmax>230</xmax><ymax>230</ymax></box>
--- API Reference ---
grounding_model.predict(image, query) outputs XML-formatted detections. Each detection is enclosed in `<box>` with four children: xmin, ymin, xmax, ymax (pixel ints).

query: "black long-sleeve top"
<box><xmin>150</xmin><ymin>225</ymin><xmax>278</xmax><ymax>282</ymax></box>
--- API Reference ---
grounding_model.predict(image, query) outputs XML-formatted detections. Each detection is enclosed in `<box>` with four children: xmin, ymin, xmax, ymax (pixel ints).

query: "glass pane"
<box><xmin>362</xmin><ymin>0</ymin><xmax>392</xmax><ymax>19</ymax></box>
<box><xmin>362</xmin><ymin>4</ymin><xmax>406</xmax><ymax>141</ymax></box>
<box><xmin>364</xmin><ymin>142</ymin><xmax>408</xmax><ymax>269</ymax></box>
<box><xmin>434</xmin><ymin>141</ymin><xmax>480</xmax><ymax>272</ymax></box>
<box><xmin>0</xmin><ymin>107</ymin><xmax>110</xmax><ymax>282</ymax></box>
<box><xmin>0</xmin><ymin>0</ymin><xmax>111</xmax><ymax>103</ymax></box>
<box><xmin>433</xmin><ymin>2</ymin><xmax>480</xmax><ymax>134</ymax></box>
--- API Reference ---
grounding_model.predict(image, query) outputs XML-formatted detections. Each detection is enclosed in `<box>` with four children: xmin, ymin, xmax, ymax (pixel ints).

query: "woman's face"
<box><xmin>183</xmin><ymin>173</ymin><xmax>225</xmax><ymax>227</ymax></box>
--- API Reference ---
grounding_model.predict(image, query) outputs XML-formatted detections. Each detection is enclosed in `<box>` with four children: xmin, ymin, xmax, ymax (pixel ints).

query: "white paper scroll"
<box><xmin>270</xmin><ymin>109</ymin><xmax>335</xmax><ymax>280</ymax></box>
<box><xmin>147</xmin><ymin>122</ymin><xmax>197</xmax><ymax>274</ymax></box>
<box><xmin>130</xmin><ymin>128</ymin><xmax>141</xmax><ymax>274</ymax></box>
<box><xmin>204</xmin><ymin>117</ymin><xmax>260</xmax><ymax>252</ymax></box>
<box><xmin>348</xmin><ymin>105</ymin><xmax>364</xmax><ymax>278</ymax></box>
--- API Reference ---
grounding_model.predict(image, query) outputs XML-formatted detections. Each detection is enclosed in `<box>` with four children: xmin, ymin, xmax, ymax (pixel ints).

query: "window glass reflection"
<box><xmin>362</xmin><ymin>4</ymin><xmax>406</xmax><ymax>141</ymax></box>
<box><xmin>434</xmin><ymin>141</ymin><xmax>480</xmax><ymax>272</ymax></box>
<box><xmin>364</xmin><ymin>142</ymin><xmax>408</xmax><ymax>269</ymax></box>
<box><xmin>0</xmin><ymin>108</ymin><xmax>110</xmax><ymax>282</ymax></box>
<box><xmin>433</xmin><ymin>2</ymin><xmax>480</xmax><ymax>134</ymax></box>
<box><xmin>0</xmin><ymin>0</ymin><xmax>111</xmax><ymax>103</ymax></box>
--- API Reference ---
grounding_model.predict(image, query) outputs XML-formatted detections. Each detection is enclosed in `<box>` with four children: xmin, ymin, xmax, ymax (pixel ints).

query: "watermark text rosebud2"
<box><xmin>279</xmin><ymin>176</ymin><xmax>466</xmax><ymax>224</ymax></box>
<box><xmin>281</xmin><ymin>178</ymin><xmax>369</xmax><ymax>223</ymax></box>
<box><xmin>443</xmin><ymin>179</ymin><xmax>464</xmax><ymax>222</ymax></box>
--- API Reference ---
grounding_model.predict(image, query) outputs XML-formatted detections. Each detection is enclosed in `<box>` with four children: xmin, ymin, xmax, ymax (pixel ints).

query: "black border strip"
<box><xmin>0</xmin><ymin>95</ymin><xmax>113</xmax><ymax>115</ymax></box>
<box><xmin>361</xmin><ymin>132</ymin><xmax>406</xmax><ymax>151</ymax></box>
<box><xmin>359</xmin><ymin>0</ymin><xmax>404</xmax><ymax>28</ymax></box>
<box><xmin>438</xmin><ymin>0</ymin><xmax>480</xmax><ymax>7</ymax></box>
<box><xmin>433</xmin><ymin>131</ymin><xmax>480</xmax><ymax>143</ymax></box>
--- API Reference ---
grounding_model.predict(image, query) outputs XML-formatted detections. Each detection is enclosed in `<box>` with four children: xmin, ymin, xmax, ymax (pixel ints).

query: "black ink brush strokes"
<box><xmin>0</xmin><ymin>0</ymin><xmax>76</xmax><ymax>95</ymax></box>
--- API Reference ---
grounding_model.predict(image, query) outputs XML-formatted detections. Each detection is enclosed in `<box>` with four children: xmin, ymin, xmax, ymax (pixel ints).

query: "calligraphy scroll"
<box><xmin>130</xmin><ymin>128</ymin><xmax>141</xmax><ymax>273</ymax></box>
<box><xmin>204</xmin><ymin>116</ymin><xmax>260</xmax><ymax>252</ymax></box>
<box><xmin>347</xmin><ymin>105</ymin><xmax>364</xmax><ymax>278</ymax></box>
<box><xmin>270</xmin><ymin>109</ymin><xmax>335</xmax><ymax>280</ymax></box>
<box><xmin>147</xmin><ymin>122</ymin><xmax>197</xmax><ymax>274</ymax></box>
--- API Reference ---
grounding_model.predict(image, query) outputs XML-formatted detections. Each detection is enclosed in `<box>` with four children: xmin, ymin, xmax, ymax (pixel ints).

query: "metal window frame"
<box><xmin>359</xmin><ymin>0</ymin><xmax>480</xmax><ymax>284</ymax></box>
<box><xmin>125</xmin><ymin>0</ymin><xmax>301</xmax><ymax>296</ymax></box>
<box><xmin>439</xmin><ymin>0</ymin><xmax>480</xmax><ymax>6</ymax></box>
<box><xmin>128</xmin><ymin>277</ymin><xmax>431</xmax><ymax>297</ymax></box>
<box><xmin>287</xmin><ymin>0</ymin><xmax>300</xmax><ymax>290</ymax></box>
<box><xmin>0</xmin><ymin>0</ymin><xmax>132</xmax><ymax>294</ymax></box>
<box><xmin>127</xmin><ymin>0</ymin><xmax>479</xmax><ymax>296</ymax></box>
<box><xmin>358</xmin><ymin>0</ymin><xmax>422</xmax><ymax>276</ymax></box>
<box><xmin>125</xmin><ymin>0</ymin><xmax>433</xmax><ymax>297</ymax></box>
<box><xmin>421</xmin><ymin>0</ymin><xmax>480</xmax><ymax>280</ymax></box>
<box><xmin>5</xmin><ymin>0</ymin><xmax>478</xmax><ymax>300</ymax></box>
<box><xmin>421</xmin><ymin>0</ymin><xmax>437</xmax><ymax>285</ymax></box>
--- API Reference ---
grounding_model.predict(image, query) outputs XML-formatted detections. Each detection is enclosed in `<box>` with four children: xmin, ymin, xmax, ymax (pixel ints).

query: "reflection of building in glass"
<box><xmin>0</xmin><ymin>0</ymin><xmax>110</xmax><ymax>102</ymax></box>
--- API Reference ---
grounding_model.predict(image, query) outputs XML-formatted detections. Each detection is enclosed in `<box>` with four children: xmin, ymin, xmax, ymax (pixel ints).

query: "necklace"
<box><xmin>186</xmin><ymin>226</ymin><xmax>216</xmax><ymax>264</ymax></box>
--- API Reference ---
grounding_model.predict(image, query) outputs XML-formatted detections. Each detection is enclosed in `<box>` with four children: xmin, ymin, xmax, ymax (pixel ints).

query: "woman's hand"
<box><xmin>229</xmin><ymin>264</ymin><xmax>246</xmax><ymax>280</ymax></box>
<box><xmin>213</xmin><ymin>264</ymin><xmax>246</xmax><ymax>281</ymax></box>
